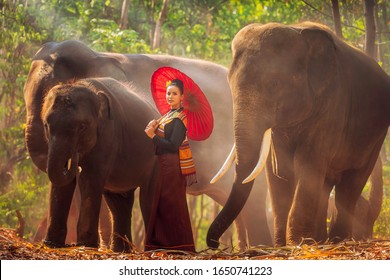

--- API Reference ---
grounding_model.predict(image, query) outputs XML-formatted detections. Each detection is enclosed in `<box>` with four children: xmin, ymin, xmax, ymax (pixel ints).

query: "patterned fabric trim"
<box><xmin>156</xmin><ymin>109</ymin><xmax>197</xmax><ymax>187</ymax></box>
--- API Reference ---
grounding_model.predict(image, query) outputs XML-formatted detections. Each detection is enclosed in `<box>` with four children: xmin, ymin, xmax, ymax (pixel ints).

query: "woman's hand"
<box><xmin>145</xmin><ymin>119</ymin><xmax>158</xmax><ymax>139</ymax></box>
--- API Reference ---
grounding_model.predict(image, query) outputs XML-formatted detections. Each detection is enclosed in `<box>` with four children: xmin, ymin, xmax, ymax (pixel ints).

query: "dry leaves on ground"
<box><xmin>1</xmin><ymin>228</ymin><xmax>389</xmax><ymax>260</ymax></box>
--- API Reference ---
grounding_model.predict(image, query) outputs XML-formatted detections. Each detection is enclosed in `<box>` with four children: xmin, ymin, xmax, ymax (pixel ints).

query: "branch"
<box><xmin>377</xmin><ymin>40</ymin><xmax>390</xmax><ymax>45</ymax></box>
<box><xmin>208</xmin><ymin>0</ymin><xmax>230</xmax><ymax>13</ymax></box>
<box><xmin>16</xmin><ymin>210</ymin><xmax>25</xmax><ymax>237</ymax></box>
<box><xmin>302</xmin><ymin>0</ymin><xmax>333</xmax><ymax>18</ymax></box>
<box><xmin>301</xmin><ymin>0</ymin><xmax>366</xmax><ymax>33</ymax></box>
<box><xmin>0</xmin><ymin>10</ymin><xmax>18</xmax><ymax>22</ymax></box>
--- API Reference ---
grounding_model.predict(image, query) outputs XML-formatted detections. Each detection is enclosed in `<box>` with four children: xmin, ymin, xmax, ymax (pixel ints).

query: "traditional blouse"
<box><xmin>152</xmin><ymin>118</ymin><xmax>186</xmax><ymax>155</ymax></box>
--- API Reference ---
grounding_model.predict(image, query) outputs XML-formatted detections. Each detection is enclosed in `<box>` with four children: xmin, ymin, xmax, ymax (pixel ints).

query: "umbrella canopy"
<box><xmin>151</xmin><ymin>66</ymin><xmax>214</xmax><ymax>141</ymax></box>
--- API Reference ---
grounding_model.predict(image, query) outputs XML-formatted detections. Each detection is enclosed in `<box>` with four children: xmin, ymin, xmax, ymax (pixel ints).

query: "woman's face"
<box><xmin>166</xmin><ymin>85</ymin><xmax>183</xmax><ymax>109</ymax></box>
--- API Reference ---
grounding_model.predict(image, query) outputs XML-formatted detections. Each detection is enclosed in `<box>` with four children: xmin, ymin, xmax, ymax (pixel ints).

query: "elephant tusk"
<box><xmin>242</xmin><ymin>128</ymin><xmax>272</xmax><ymax>184</ymax></box>
<box><xmin>67</xmin><ymin>158</ymin><xmax>72</xmax><ymax>171</ymax></box>
<box><xmin>210</xmin><ymin>143</ymin><xmax>236</xmax><ymax>184</ymax></box>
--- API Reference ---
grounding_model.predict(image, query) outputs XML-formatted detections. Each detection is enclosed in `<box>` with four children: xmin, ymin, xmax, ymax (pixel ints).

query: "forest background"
<box><xmin>0</xmin><ymin>0</ymin><xmax>389</xmax><ymax>251</ymax></box>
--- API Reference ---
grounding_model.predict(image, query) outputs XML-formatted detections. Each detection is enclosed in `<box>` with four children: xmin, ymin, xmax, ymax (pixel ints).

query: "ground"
<box><xmin>1</xmin><ymin>228</ymin><xmax>389</xmax><ymax>260</ymax></box>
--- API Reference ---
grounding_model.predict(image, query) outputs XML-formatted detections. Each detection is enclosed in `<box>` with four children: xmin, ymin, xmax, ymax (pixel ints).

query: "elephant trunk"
<box><xmin>206</xmin><ymin>178</ymin><xmax>256</xmax><ymax>248</ymax></box>
<box><xmin>207</xmin><ymin>115</ymin><xmax>271</xmax><ymax>248</ymax></box>
<box><xmin>47</xmin><ymin>137</ymin><xmax>79</xmax><ymax>186</ymax></box>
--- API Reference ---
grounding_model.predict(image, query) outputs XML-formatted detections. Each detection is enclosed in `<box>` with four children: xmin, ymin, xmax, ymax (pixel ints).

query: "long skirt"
<box><xmin>144</xmin><ymin>153</ymin><xmax>195</xmax><ymax>252</ymax></box>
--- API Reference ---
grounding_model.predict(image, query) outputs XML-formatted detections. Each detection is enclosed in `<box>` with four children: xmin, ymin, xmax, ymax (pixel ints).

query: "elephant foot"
<box><xmin>273</xmin><ymin>234</ymin><xmax>287</xmax><ymax>247</ymax></box>
<box><xmin>43</xmin><ymin>239</ymin><xmax>66</xmax><ymax>248</ymax></box>
<box><xmin>111</xmin><ymin>238</ymin><xmax>133</xmax><ymax>253</ymax></box>
<box><xmin>75</xmin><ymin>241</ymin><xmax>99</xmax><ymax>248</ymax></box>
<box><xmin>206</xmin><ymin>238</ymin><xmax>220</xmax><ymax>249</ymax></box>
<box><xmin>328</xmin><ymin>235</ymin><xmax>345</xmax><ymax>244</ymax></box>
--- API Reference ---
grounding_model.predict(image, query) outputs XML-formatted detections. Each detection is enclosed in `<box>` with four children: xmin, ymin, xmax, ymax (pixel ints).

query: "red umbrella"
<box><xmin>151</xmin><ymin>66</ymin><xmax>214</xmax><ymax>141</ymax></box>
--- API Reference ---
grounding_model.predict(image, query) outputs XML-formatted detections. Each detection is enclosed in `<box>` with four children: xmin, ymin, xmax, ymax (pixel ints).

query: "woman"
<box><xmin>144</xmin><ymin>79</ymin><xmax>196</xmax><ymax>252</ymax></box>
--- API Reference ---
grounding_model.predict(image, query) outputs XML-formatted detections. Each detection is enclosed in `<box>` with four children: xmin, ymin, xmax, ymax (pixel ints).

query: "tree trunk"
<box><xmin>379</xmin><ymin>2</ymin><xmax>389</xmax><ymax>162</ymax></box>
<box><xmin>152</xmin><ymin>0</ymin><xmax>169</xmax><ymax>50</ymax></box>
<box><xmin>331</xmin><ymin>0</ymin><xmax>343</xmax><ymax>38</ymax></box>
<box><xmin>364</xmin><ymin>0</ymin><xmax>376</xmax><ymax>57</ymax></box>
<box><xmin>374</xmin><ymin>3</ymin><xmax>382</xmax><ymax>63</ymax></box>
<box><xmin>149</xmin><ymin>0</ymin><xmax>156</xmax><ymax>44</ymax></box>
<box><xmin>119</xmin><ymin>0</ymin><xmax>130</xmax><ymax>30</ymax></box>
<box><xmin>380</xmin><ymin>2</ymin><xmax>390</xmax><ymax>70</ymax></box>
<box><xmin>16</xmin><ymin>210</ymin><xmax>25</xmax><ymax>237</ymax></box>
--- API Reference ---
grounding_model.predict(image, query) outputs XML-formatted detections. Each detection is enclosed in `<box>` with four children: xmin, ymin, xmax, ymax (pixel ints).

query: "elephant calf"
<box><xmin>41</xmin><ymin>77</ymin><xmax>159</xmax><ymax>252</ymax></box>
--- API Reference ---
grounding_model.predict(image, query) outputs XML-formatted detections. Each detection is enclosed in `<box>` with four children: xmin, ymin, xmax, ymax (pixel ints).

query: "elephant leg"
<box><xmin>352</xmin><ymin>196</ymin><xmax>370</xmax><ymax>240</ymax></box>
<box><xmin>314</xmin><ymin>182</ymin><xmax>333</xmax><ymax>243</ymax></box>
<box><xmin>103</xmin><ymin>189</ymin><xmax>135</xmax><ymax>252</ymax></box>
<box><xmin>267</xmin><ymin>162</ymin><xmax>295</xmax><ymax>247</ymax></box>
<box><xmin>266</xmin><ymin>133</ymin><xmax>295</xmax><ymax>247</ymax></box>
<box><xmin>98</xmin><ymin>197</ymin><xmax>112</xmax><ymax>248</ymax></box>
<box><xmin>330</xmin><ymin>143</ymin><xmax>382</xmax><ymax>242</ymax></box>
<box><xmin>44</xmin><ymin>180</ymin><xmax>76</xmax><ymax>247</ymax></box>
<box><xmin>353</xmin><ymin>155</ymin><xmax>384</xmax><ymax>240</ymax></box>
<box><xmin>242</xmin><ymin>172</ymin><xmax>272</xmax><ymax>246</ymax></box>
<box><xmin>287</xmin><ymin>151</ymin><xmax>328</xmax><ymax>245</ymax></box>
<box><xmin>77</xmin><ymin>175</ymin><xmax>104</xmax><ymax>248</ymax></box>
<box><xmin>65</xmin><ymin>192</ymin><xmax>80</xmax><ymax>244</ymax></box>
<box><xmin>330</xmin><ymin>170</ymin><xmax>372</xmax><ymax>242</ymax></box>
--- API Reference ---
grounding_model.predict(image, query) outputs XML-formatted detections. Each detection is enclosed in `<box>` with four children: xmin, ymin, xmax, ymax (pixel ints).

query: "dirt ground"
<box><xmin>1</xmin><ymin>228</ymin><xmax>389</xmax><ymax>260</ymax></box>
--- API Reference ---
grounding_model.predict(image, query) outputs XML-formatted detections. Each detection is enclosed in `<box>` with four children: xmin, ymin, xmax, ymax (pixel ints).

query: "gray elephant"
<box><xmin>40</xmin><ymin>77</ymin><xmax>159</xmax><ymax>252</ymax></box>
<box><xmin>208</xmin><ymin>22</ymin><xmax>390</xmax><ymax>248</ymax></box>
<box><xmin>24</xmin><ymin>40</ymin><xmax>272</xmax><ymax>249</ymax></box>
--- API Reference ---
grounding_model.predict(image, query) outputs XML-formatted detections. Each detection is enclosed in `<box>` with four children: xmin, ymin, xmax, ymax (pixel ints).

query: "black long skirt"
<box><xmin>144</xmin><ymin>153</ymin><xmax>195</xmax><ymax>252</ymax></box>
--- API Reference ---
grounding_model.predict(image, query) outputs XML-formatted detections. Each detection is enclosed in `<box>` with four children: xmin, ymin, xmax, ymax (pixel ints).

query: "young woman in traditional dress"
<box><xmin>144</xmin><ymin>79</ymin><xmax>196</xmax><ymax>252</ymax></box>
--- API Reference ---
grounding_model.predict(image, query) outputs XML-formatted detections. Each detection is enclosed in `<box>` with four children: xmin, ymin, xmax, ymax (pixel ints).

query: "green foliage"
<box><xmin>0</xmin><ymin>0</ymin><xmax>51</xmax><ymax>240</ymax></box>
<box><xmin>87</xmin><ymin>19</ymin><xmax>152</xmax><ymax>53</ymax></box>
<box><xmin>0</xmin><ymin>162</ymin><xmax>49</xmax><ymax>240</ymax></box>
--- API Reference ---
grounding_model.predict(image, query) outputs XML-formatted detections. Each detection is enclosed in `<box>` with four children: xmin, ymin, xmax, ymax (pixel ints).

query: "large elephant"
<box><xmin>24</xmin><ymin>40</ymin><xmax>272</xmax><ymax>249</ymax></box>
<box><xmin>207</xmin><ymin>22</ymin><xmax>390</xmax><ymax>248</ymax></box>
<box><xmin>40</xmin><ymin>77</ymin><xmax>159</xmax><ymax>252</ymax></box>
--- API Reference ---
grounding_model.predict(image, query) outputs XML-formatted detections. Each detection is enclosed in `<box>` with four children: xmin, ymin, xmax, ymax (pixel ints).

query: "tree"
<box><xmin>152</xmin><ymin>0</ymin><xmax>169</xmax><ymax>50</ymax></box>
<box><xmin>331</xmin><ymin>0</ymin><xmax>343</xmax><ymax>38</ymax></box>
<box><xmin>376</xmin><ymin>1</ymin><xmax>390</xmax><ymax>72</ymax></box>
<box><xmin>120</xmin><ymin>0</ymin><xmax>130</xmax><ymax>30</ymax></box>
<box><xmin>364</xmin><ymin>0</ymin><xmax>376</xmax><ymax>57</ymax></box>
<box><xmin>0</xmin><ymin>0</ymin><xmax>50</xmax><ymax>239</ymax></box>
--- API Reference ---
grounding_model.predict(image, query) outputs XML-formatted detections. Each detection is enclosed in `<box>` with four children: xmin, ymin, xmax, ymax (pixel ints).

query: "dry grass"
<box><xmin>1</xmin><ymin>228</ymin><xmax>389</xmax><ymax>260</ymax></box>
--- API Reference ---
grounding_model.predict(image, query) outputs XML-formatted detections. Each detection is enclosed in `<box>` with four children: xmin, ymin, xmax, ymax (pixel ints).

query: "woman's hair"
<box><xmin>169</xmin><ymin>79</ymin><xmax>184</xmax><ymax>94</ymax></box>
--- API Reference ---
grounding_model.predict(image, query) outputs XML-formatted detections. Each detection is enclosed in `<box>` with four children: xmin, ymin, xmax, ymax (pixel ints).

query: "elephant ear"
<box><xmin>94</xmin><ymin>56</ymin><xmax>127</xmax><ymax>80</ymax></box>
<box><xmin>301</xmin><ymin>27</ymin><xmax>338</xmax><ymax>97</ymax></box>
<box><xmin>97</xmin><ymin>91</ymin><xmax>113</xmax><ymax>120</ymax></box>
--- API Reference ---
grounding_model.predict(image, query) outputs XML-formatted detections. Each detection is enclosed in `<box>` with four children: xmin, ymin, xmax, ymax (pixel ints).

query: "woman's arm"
<box><xmin>153</xmin><ymin>118</ymin><xmax>186</xmax><ymax>152</ymax></box>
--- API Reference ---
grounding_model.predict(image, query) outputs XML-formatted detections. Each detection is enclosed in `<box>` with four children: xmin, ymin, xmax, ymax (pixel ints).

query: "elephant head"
<box><xmin>24</xmin><ymin>40</ymin><xmax>125</xmax><ymax>172</ymax></box>
<box><xmin>207</xmin><ymin>23</ymin><xmax>339</xmax><ymax>248</ymax></box>
<box><xmin>42</xmin><ymin>82</ymin><xmax>111</xmax><ymax>186</ymax></box>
